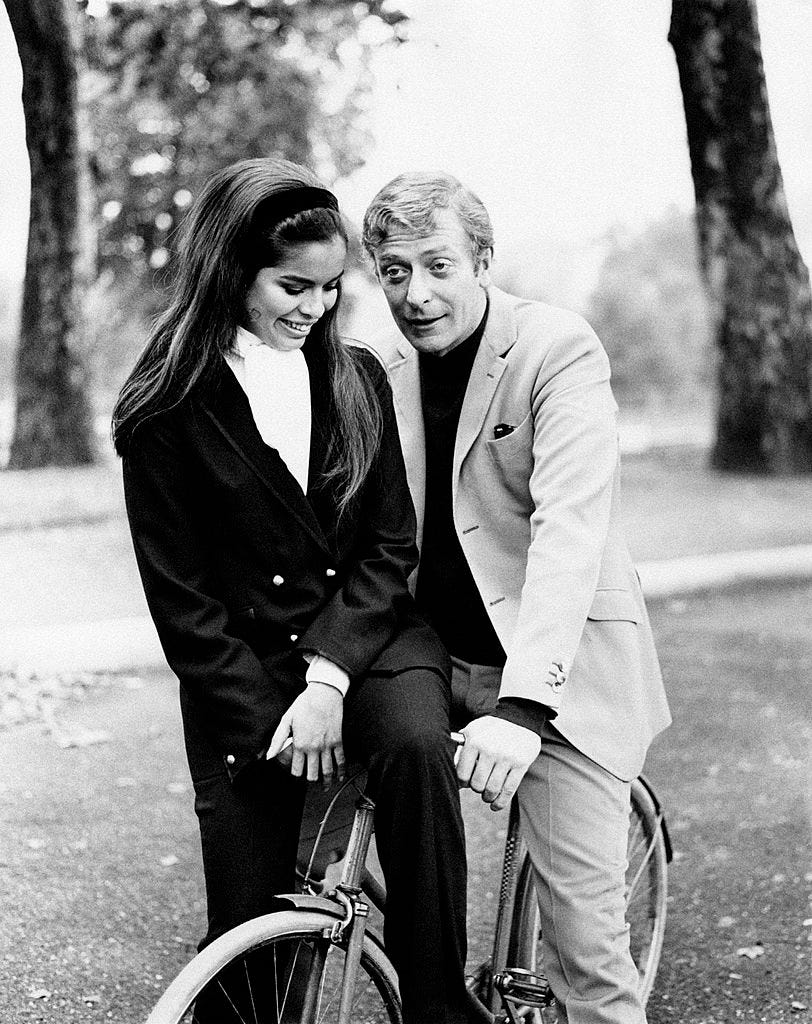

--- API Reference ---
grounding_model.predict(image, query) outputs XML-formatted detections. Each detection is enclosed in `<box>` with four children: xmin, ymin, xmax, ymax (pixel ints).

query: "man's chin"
<box><xmin>400</xmin><ymin>325</ymin><xmax>454</xmax><ymax>354</ymax></box>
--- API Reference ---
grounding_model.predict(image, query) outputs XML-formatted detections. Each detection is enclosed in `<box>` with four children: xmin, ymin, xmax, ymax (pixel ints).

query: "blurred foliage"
<box><xmin>73</xmin><ymin>0</ymin><xmax>407</xmax><ymax>411</ymax></box>
<box><xmin>587</xmin><ymin>209</ymin><xmax>715</xmax><ymax>407</ymax></box>
<box><xmin>81</xmin><ymin>0</ymin><xmax>406</xmax><ymax>281</ymax></box>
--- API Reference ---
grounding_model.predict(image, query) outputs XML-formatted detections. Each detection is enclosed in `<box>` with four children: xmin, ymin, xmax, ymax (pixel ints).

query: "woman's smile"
<box><xmin>245</xmin><ymin>236</ymin><xmax>347</xmax><ymax>351</ymax></box>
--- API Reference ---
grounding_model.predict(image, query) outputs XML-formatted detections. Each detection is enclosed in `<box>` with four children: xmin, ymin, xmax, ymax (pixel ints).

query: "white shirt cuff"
<box><xmin>304</xmin><ymin>654</ymin><xmax>350</xmax><ymax>697</ymax></box>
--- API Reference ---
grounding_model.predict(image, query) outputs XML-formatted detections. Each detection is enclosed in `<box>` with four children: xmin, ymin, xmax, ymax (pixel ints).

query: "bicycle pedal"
<box><xmin>495</xmin><ymin>967</ymin><xmax>555</xmax><ymax>1007</ymax></box>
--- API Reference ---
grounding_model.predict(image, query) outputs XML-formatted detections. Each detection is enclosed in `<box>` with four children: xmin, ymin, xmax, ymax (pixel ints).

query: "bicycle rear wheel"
<box><xmin>147</xmin><ymin>909</ymin><xmax>402</xmax><ymax>1024</ymax></box>
<box><xmin>507</xmin><ymin>776</ymin><xmax>668</xmax><ymax>1006</ymax></box>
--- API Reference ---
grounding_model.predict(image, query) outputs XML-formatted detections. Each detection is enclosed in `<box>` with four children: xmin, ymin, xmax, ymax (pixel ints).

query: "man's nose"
<box><xmin>405</xmin><ymin>269</ymin><xmax>432</xmax><ymax>307</ymax></box>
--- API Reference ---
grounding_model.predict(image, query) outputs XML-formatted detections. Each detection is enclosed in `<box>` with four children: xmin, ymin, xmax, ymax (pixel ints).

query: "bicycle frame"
<box><xmin>147</xmin><ymin>769</ymin><xmax>667</xmax><ymax>1024</ymax></box>
<box><xmin>302</xmin><ymin>772</ymin><xmax>553</xmax><ymax>1023</ymax></box>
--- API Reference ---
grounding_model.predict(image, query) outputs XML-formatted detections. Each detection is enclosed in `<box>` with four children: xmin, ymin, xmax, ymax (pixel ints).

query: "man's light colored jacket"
<box><xmin>373</xmin><ymin>286</ymin><xmax>671</xmax><ymax>781</ymax></box>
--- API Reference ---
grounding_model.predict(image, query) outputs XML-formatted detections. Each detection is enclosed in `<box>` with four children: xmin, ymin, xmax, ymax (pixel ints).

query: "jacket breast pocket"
<box><xmin>485</xmin><ymin>413</ymin><xmax>534</xmax><ymax>463</ymax></box>
<box><xmin>484</xmin><ymin>414</ymin><xmax>534</xmax><ymax>506</ymax></box>
<box><xmin>586</xmin><ymin>589</ymin><xmax>639</xmax><ymax>623</ymax></box>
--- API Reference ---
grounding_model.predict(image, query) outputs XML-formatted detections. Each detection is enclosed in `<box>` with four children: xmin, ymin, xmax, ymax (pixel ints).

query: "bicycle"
<box><xmin>146</xmin><ymin>743</ymin><xmax>671</xmax><ymax>1024</ymax></box>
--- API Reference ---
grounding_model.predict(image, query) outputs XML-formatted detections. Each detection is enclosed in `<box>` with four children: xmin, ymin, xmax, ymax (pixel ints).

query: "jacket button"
<box><xmin>290</xmin><ymin>633</ymin><xmax>299</xmax><ymax>642</ymax></box>
<box><xmin>226</xmin><ymin>754</ymin><xmax>235</xmax><ymax>766</ymax></box>
<box><xmin>272</xmin><ymin>574</ymin><xmax>284</xmax><ymax>586</ymax></box>
<box><xmin>325</xmin><ymin>568</ymin><xmax>336</xmax><ymax>577</ymax></box>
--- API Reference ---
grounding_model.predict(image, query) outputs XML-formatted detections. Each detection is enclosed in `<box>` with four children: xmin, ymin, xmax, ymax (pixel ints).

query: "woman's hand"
<box><xmin>267</xmin><ymin>683</ymin><xmax>345</xmax><ymax>789</ymax></box>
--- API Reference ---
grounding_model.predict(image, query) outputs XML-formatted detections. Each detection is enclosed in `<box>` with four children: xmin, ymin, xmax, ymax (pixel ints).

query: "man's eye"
<box><xmin>384</xmin><ymin>267</ymin><xmax>407</xmax><ymax>282</ymax></box>
<box><xmin>431</xmin><ymin>260</ymin><xmax>452</xmax><ymax>273</ymax></box>
<box><xmin>283</xmin><ymin>286</ymin><xmax>305</xmax><ymax>296</ymax></box>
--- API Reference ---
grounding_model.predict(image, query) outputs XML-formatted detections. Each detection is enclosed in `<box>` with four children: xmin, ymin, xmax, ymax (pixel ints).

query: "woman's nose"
<box><xmin>298</xmin><ymin>289</ymin><xmax>325</xmax><ymax>318</ymax></box>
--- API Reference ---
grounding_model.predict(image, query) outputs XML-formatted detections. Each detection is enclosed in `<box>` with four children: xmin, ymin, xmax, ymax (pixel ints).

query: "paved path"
<box><xmin>2</xmin><ymin>582</ymin><xmax>809</xmax><ymax>1023</ymax></box>
<box><xmin>4</xmin><ymin>543</ymin><xmax>812</xmax><ymax>675</ymax></box>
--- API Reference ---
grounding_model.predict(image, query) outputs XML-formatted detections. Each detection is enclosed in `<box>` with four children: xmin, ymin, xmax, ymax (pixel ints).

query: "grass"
<box><xmin>1</xmin><ymin>442</ymin><xmax>811</xmax><ymax>554</ymax></box>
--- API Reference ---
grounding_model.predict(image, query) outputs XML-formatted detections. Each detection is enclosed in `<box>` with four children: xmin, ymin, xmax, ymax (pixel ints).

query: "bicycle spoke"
<box><xmin>280</xmin><ymin>937</ymin><xmax>304</xmax><ymax>1019</ymax></box>
<box><xmin>274</xmin><ymin>942</ymin><xmax>281</xmax><ymax>1024</ymax></box>
<box><xmin>215</xmin><ymin>971</ymin><xmax>251</xmax><ymax>1024</ymax></box>
<box><xmin>243</xmin><ymin>957</ymin><xmax>258</xmax><ymax>1024</ymax></box>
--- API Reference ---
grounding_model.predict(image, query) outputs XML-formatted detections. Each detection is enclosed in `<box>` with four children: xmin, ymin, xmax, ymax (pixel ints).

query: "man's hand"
<box><xmin>267</xmin><ymin>683</ymin><xmax>345</xmax><ymax>789</ymax></box>
<box><xmin>456</xmin><ymin>716</ymin><xmax>541</xmax><ymax>812</ymax></box>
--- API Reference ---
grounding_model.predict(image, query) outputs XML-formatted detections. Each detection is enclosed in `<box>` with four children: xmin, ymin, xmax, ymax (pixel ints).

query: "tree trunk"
<box><xmin>5</xmin><ymin>0</ymin><xmax>96</xmax><ymax>469</ymax></box>
<box><xmin>669</xmin><ymin>0</ymin><xmax>812</xmax><ymax>473</ymax></box>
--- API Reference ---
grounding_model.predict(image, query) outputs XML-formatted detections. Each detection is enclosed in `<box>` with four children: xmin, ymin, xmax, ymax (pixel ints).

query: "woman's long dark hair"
<box><xmin>112</xmin><ymin>158</ymin><xmax>381</xmax><ymax>513</ymax></box>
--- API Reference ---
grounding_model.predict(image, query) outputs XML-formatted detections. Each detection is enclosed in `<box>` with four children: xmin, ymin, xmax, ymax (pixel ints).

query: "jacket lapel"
<box><xmin>381</xmin><ymin>336</ymin><xmax>427</xmax><ymax>547</ymax></box>
<box><xmin>200</xmin><ymin>362</ymin><xmax>332</xmax><ymax>557</ymax></box>
<box><xmin>452</xmin><ymin>288</ymin><xmax>514</xmax><ymax>485</ymax></box>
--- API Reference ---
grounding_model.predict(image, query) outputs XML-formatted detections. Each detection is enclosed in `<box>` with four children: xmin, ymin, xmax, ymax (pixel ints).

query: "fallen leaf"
<box><xmin>736</xmin><ymin>943</ymin><xmax>765</xmax><ymax>959</ymax></box>
<box><xmin>791</xmin><ymin>1002</ymin><xmax>808</xmax><ymax>1012</ymax></box>
<box><xmin>26</xmin><ymin>838</ymin><xmax>46</xmax><ymax>850</ymax></box>
<box><xmin>56</xmin><ymin>728</ymin><xmax>112</xmax><ymax>749</ymax></box>
<box><xmin>28</xmin><ymin>989</ymin><xmax>51</xmax><ymax>1000</ymax></box>
<box><xmin>728</xmin><ymin>972</ymin><xmax>743</xmax><ymax>980</ymax></box>
<box><xmin>82</xmin><ymin>993</ymin><xmax>101</xmax><ymax>1005</ymax></box>
<box><xmin>159</xmin><ymin>855</ymin><xmax>179</xmax><ymax>867</ymax></box>
<box><xmin>718</xmin><ymin>915</ymin><xmax>736</xmax><ymax>928</ymax></box>
<box><xmin>116</xmin><ymin>777</ymin><xmax>137</xmax><ymax>788</ymax></box>
<box><xmin>166</xmin><ymin>782</ymin><xmax>187</xmax><ymax>794</ymax></box>
<box><xmin>803</xmin><ymin>918</ymin><xmax>812</xmax><ymax>927</ymax></box>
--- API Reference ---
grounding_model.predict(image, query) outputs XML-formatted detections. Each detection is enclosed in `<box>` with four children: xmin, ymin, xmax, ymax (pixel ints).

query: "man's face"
<box><xmin>371</xmin><ymin>208</ymin><xmax>490</xmax><ymax>356</ymax></box>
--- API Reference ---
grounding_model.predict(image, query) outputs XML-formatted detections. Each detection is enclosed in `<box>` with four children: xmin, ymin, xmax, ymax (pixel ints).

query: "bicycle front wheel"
<box><xmin>147</xmin><ymin>908</ymin><xmax>402</xmax><ymax>1024</ymax></box>
<box><xmin>507</xmin><ymin>777</ymin><xmax>668</xmax><ymax>1006</ymax></box>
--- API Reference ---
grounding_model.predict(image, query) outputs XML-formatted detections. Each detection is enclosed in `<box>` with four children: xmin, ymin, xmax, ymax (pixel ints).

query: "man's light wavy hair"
<box><xmin>362</xmin><ymin>171</ymin><xmax>494</xmax><ymax>268</ymax></box>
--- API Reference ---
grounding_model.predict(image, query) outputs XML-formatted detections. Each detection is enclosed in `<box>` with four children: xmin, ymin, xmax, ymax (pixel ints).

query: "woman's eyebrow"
<box><xmin>278</xmin><ymin>271</ymin><xmax>344</xmax><ymax>284</ymax></box>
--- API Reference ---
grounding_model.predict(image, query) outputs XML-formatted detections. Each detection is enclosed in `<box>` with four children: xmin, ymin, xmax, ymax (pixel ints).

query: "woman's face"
<box><xmin>244</xmin><ymin>235</ymin><xmax>347</xmax><ymax>352</ymax></box>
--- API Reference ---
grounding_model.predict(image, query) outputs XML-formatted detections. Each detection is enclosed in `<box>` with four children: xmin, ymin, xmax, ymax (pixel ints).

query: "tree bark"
<box><xmin>669</xmin><ymin>0</ymin><xmax>812</xmax><ymax>473</ymax></box>
<box><xmin>5</xmin><ymin>0</ymin><xmax>96</xmax><ymax>469</ymax></box>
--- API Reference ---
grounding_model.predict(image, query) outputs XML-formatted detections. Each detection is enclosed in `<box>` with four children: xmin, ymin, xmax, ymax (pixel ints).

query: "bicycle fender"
<box><xmin>274</xmin><ymin>892</ymin><xmax>347</xmax><ymax>918</ymax></box>
<box><xmin>279</xmin><ymin>893</ymin><xmax>388</xmax><ymax>954</ymax></box>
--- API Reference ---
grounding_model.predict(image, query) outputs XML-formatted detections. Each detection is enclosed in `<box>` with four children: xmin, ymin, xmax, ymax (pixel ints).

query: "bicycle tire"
<box><xmin>146</xmin><ymin>908</ymin><xmax>402</xmax><ymax>1024</ymax></box>
<box><xmin>507</xmin><ymin>777</ymin><xmax>668</xmax><ymax>1007</ymax></box>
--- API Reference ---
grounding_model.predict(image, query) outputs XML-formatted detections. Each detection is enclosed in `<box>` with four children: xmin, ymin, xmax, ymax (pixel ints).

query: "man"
<box><xmin>362</xmin><ymin>172</ymin><xmax>671</xmax><ymax>1024</ymax></box>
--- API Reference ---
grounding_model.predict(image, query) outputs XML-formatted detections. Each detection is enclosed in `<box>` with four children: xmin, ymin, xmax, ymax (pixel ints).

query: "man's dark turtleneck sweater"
<box><xmin>415</xmin><ymin>301</ymin><xmax>548</xmax><ymax>737</ymax></box>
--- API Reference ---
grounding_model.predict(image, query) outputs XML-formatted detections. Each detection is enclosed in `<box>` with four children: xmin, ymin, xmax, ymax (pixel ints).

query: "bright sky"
<box><xmin>1</xmin><ymin>0</ymin><xmax>810</xmax><ymax>302</ymax></box>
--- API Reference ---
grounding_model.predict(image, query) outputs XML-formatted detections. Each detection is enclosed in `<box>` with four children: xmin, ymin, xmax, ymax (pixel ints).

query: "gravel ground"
<box><xmin>1</xmin><ymin>581</ymin><xmax>809</xmax><ymax>1023</ymax></box>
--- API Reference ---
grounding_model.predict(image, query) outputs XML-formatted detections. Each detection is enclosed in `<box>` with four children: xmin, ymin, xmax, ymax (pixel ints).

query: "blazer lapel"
<box><xmin>382</xmin><ymin>336</ymin><xmax>427</xmax><ymax>548</ymax></box>
<box><xmin>201</xmin><ymin>364</ymin><xmax>332</xmax><ymax>557</ymax></box>
<box><xmin>452</xmin><ymin>289</ymin><xmax>514</xmax><ymax>485</ymax></box>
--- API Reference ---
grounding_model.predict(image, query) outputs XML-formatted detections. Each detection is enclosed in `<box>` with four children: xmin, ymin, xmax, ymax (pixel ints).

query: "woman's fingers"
<box><xmin>333</xmin><ymin>743</ymin><xmax>346</xmax><ymax>783</ymax></box>
<box><xmin>320</xmin><ymin>746</ymin><xmax>334</xmax><ymax>789</ymax></box>
<box><xmin>267</xmin><ymin>711</ymin><xmax>294</xmax><ymax>759</ymax></box>
<box><xmin>306</xmin><ymin>748</ymin><xmax>321</xmax><ymax>783</ymax></box>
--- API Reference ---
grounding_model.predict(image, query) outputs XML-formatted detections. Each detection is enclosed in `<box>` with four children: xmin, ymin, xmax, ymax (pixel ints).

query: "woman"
<box><xmin>112</xmin><ymin>158</ymin><xmax>471</xmax><ymax>1024</ymax></box>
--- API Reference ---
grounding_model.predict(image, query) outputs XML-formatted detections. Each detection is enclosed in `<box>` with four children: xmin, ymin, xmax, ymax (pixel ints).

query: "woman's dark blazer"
<box><xmin>122</xmin><ymin>342</ymin><xmax>448</xmax><ymax>785</ymax></box>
